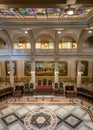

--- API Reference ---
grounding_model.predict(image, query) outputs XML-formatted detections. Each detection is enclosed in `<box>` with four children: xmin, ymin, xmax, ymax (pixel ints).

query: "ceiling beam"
<box><xmin>66</xmin><ymin>0</ymin><xmax>77</xmax><ymax>5</ymax></box>
<box><xmin>0</xmin><ymin>0</ymin><xmax>66</xmax><ymax>8</ymax></box>
<box><xmin>0</xmin><ymin>0</ymin><xmax>93</xmax><ymax>8</ymax></box>
<box><xmin>76</xmin><ymin>0</ymin><xmax>93</xmax><ymax>4</ymax></box>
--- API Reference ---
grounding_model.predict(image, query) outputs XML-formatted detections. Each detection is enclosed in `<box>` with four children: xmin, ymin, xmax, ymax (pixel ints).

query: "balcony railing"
<box><xmin>0</xmin><ymin>49</ymin><xmax>9</xmax><ymax>55</ymax></box>
<box><xmin>83</xmin><ymin>48</ymin><xmax>93</xmax><ymax>53</ymax></box>
<box><xmin>59</xmin><ymin>49</ymin><xmax>77</xmax><ymax>53</ymax></box>
<box><xmin>35</xmin><ymin>49</ymin><xmax>54</xmax><ymax>56</ymax></box>
<box><xmin>12</xmin><ymin>49</ymin><xmax>31</xmax><ymax>55</ymax></box>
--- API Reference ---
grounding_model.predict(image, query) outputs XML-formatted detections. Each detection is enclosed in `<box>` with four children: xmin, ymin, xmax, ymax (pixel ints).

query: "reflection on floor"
<box><xmin>0</xmin><ymin>98</ymin><xmax>93</xmax><ymax>130</ymax></box>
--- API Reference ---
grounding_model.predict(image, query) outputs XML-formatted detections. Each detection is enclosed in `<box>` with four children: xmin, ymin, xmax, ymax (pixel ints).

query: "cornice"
<box><xmin>0</xmin><ymin>20</ymin><xmax>88</xmax><ymax>29</ymax></box>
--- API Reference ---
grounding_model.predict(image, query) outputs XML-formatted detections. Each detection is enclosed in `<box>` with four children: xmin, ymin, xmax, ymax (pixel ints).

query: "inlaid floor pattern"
<box><xmin>0</xmin><ymin>102</ymin><xmax>93</xmax><ymax>130</ymax></box>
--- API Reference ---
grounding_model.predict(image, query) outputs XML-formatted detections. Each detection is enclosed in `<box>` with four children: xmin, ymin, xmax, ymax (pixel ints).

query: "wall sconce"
<box><xmin>8</xmin><ymin>71</ymin><xmax>10</xmax><ymax>74</ymax></box>
<box><xmin>77</xmin><ymin>71</ymin><xmax>83</xmax><ymax>76</ymax></box>
<box><xmin>8</xmin><ymin>70</ymin><xmax>15</xmax><ymax>75</ymax></box>
<box><xmin>55</xmin><ymin>71</ymin><xmax>59</xmax><ymax>75</ymax></box>
<box><xmin>31</xmin><ymin>71</ymin><xmax>34</xmax><ymax>74</ymax></box>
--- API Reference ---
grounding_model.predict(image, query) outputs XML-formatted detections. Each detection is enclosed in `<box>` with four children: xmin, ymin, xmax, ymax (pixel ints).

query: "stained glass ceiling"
<box><xmin>0</xmin><ymin>7</ymin><xmax>93</xmax><ymax>20</ymax></box>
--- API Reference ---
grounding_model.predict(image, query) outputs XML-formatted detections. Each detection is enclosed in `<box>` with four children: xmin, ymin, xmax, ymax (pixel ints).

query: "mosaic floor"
<box><xmin>0</xmin><ymin>102</ymin><xmax>93</xmax><ymax>130</ymax></box>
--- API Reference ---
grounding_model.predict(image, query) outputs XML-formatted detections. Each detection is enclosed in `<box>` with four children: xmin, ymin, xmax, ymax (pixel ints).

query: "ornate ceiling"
<box><xmin>0</xmin><ymin>7</ymin><xmax>92</xmax><ymax>21</ymax></box>
<box><xmin>0</xmin><ymin>0</ymin><xmax>92</xmax><ymax>29</ymax></box>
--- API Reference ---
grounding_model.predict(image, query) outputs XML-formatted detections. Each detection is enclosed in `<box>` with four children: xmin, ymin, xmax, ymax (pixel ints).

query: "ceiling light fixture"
<box><xmin>66</xmin><ymin>5</ymin><xmax>75</xmax><ymax>16</ymax></box>
<box><xmin>88</xmin><ymin>30</ymin><xmax>92</xmax><ymax>33</ymax></box>
<box><xmin>57</xmin><ymin>30</ymin><xmax>61</xmax><ymax>34</ymax></box>
<box><xmin>25</xmin><ymin>30</ymin><xmax>28</xmax><ymax>34</ymax></box>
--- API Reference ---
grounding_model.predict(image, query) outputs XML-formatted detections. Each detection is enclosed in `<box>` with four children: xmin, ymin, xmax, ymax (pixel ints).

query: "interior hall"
<box><xmin>0</xmin><ymin>0</ymin><xmax>93</xmax><ymax>130</ymax></box>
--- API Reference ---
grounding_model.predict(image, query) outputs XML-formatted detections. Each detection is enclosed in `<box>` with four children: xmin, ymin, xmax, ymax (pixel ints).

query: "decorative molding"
<box><xmin>0</xmin><ymin>53</ymin><xmax>93</xmax><ymax>61</ymax></box>
<box><xmin>0</xmin><ymin>20</ymin><xmax>88</xmax><ymax>29</ymax></box>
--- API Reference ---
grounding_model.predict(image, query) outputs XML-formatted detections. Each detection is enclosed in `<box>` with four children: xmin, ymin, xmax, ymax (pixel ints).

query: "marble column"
<box><xmin>68</xmin><ymin>60</ymin><xmax>76</xmax><ymax>79</ymax></box>
<box><xmin>54</xmin><ymin>31</ymin><xmax>59</xmax><ymax>84</ymax></box>
<box><xmin>9</xmin><ymin>61</ymin><xmax>14</xmax><ymax>87</ymax></box>
<box><xmin>31</xmin><ymin>61</ymin><xmax>35</xmax><ymax>89</ymax></box>
<box><xmin>54</xmin><ymin>61</ymin><xmax>59</xmax><ymax>83</ymax></box>
<box><xmin>17</xmin><ymin>60</ymin><xmax>24</xmax><ymax>80</ymax></box>
<box><xmin>77</xmin><ymin>61</ymin><xmax>82</xmax><ymax>87</ymax></box>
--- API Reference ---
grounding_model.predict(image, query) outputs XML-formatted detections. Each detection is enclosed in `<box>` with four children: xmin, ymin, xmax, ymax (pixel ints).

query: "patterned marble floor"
<box><xmin>0</xmin><ymin>102</ymin><xmax>93</xmax><ymax>130</ymax></box>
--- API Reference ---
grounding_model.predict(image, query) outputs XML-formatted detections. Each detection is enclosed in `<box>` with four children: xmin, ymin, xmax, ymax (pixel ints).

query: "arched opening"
<box><xmin>83</xmin><ymin>35</ymin><xmax>93</xmax><ymax>48</ymax></box>
<box><xmin>59</xmin><ymin>36</ymin><xmax>77</xmax><ymax>49</ymax></box>
<box><xmin>36</xmin><ymin>36</ymin><xmax>54</xmax><ymax>49</ymax></box>
<box><xmin>13</xmin><ymin>36</ymin><xmax>31</xmax><ymax>49</ymax></box>
<box><xmin>0</xmin><ymin>37</ymin><xmax>7</xmax><ymax>49</ymax></box>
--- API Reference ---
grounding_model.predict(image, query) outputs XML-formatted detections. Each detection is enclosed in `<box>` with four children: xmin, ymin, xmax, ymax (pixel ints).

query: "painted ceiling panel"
<box><xmin>0</xmin><ymin>7</ymin><xmax>92</xmax><ymax>20</ymax></box>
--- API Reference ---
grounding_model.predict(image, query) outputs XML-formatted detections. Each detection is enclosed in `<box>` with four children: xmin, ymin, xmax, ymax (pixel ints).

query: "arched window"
<box><xmin>59</xmin><ymin>37</ymin><xmax>77</xmax><ymax>49</ymax></box>
<box><xmin>0</xmin><ymin>38</ymin><xmax>7</xmax><ymax>49</ymax></box>
<box><xmin>36</xmin><ymin>37</ymin><xmax>54</xmax><ymax>49</ymax></box>
<box><xmin>84</xmin><ymin>35</ymin><xmax>93</xmax><ymax>48</ymax></box>
<box><xmin>14</xmin><ymin>36</ymin><xmax>31</xmax><ymax>49</ymax></box>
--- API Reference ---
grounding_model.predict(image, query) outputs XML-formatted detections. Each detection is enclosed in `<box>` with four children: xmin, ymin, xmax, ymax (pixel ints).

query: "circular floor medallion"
<box><xmin>24</xmin><ymin>108</ymin><xmax>57</xmax><ymax>130</ymax></box>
